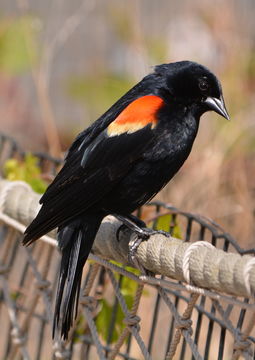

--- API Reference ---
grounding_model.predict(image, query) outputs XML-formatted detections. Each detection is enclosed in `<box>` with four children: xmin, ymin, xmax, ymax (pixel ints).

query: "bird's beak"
<box><xmin>204</xmin><ymin>96</ymin><xmax>230</xmax><ymax>120</ymax></box>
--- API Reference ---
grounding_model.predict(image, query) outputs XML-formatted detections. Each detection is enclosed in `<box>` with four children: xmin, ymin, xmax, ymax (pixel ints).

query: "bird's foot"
<box><xmin>114</xmin><ymin>214</ymin><xmax>170</xmax><ymax>274</ymax></box>
<box><xmin>128</xmin><ymin>232</ymin><xmax>149</xmax><ymax>274</ymax></box>
<box><xmin>115</xmin><ymin>214</ymin><xmax>170</xmax><ymax>243</ymax></box>
<box><xmin>115</xmin><ymin>214</ymin><xmax>147</xmax><ymax>242</ymax></box>
<box><xmin>128</xmin><ymin>227</ymin><xmax>170</xmax><ymax>274</ymax></box>
<box><xmin>140</xmin><ymin>228</ymin><xmax>170</xmax><ymax>239</ymax></box>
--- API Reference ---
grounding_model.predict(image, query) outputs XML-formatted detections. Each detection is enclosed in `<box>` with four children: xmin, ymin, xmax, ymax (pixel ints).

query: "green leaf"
<box><xmin>149</xmin><ymin>213</ymin><xmax>182</xmax><ymax>239</ymax></box>
<box><xmin>4</xmin><ymin>153</ymin><xmax>47</xmax><ymax>193</ymax></box>
<box><xmin>95</xmin><ymin>268</ymin><xmax>144</xmax><ymax>344</ymax></box>
<box><xmin>0</xmin><ymin>15</ymin><xmax>40</xmax><ymax>74</ymax></box>
<box><xmin>95</xmin><ymin>299</ymin><xmax>119</xmax><ymax>342</ymax></box>
<box><xmin>110</xmin><ymin>260</ymin><xmax>140</xmax><ymax>276</ymax></box>
<box><xmin>10</xmin><ymin>291</ymin><xmax>22</xmax><ymax>301</ymax></box>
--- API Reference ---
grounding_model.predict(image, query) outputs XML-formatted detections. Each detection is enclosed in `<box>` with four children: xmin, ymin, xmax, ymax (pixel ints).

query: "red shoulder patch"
<box><xmin>107</xmin><ymin>95</ymin><xmax>164</xmax><ymax>136</ymax></box>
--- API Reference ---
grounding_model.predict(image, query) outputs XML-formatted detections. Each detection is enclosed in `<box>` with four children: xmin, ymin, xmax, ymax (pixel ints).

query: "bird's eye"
<box><xmin>198</xmin><ymin>78</ymin><xmax>209</xmax><ymax>92</ymax></box>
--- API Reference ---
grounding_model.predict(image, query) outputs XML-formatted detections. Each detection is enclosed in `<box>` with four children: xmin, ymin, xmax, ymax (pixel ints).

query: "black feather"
<box><xmin>53</xmin><ymin>213</ymin><xmax>104</xmax><ymax>339</ymax></box>
<box><xmin>23</xmin><ymin>61</ymin><xmax>229</xmax><ymax>339</ymax></box>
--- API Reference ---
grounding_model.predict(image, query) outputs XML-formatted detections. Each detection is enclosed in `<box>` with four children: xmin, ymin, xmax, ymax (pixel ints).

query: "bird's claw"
<box><xmin>128</xmin><ymin>233</ymin><xmax>151</xmax><ymax>274</ymax></box>
<box><xmin>128</xmin><ymin>234</ymin><xmax>143</xmax><ymax>264</ymax></box>
<box><xmin>128</xmin><ymin>227</ymin><xmax>170</xmax><ymax>275</ymax></box>
<box><xmin>140</xmin><ymin>228</ymin><xmax>170</xmax><ymax>239</ymax></box>
<box><xmin>115</xmin><ymin>213</ymin><xmax>170</xmax><ymax>273</ymax></box>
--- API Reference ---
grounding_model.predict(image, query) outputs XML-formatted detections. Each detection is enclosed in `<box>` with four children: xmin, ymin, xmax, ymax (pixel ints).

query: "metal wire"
<box><xmin>0</xmin><ymin>133</ymin><xmax>255</xmax><ymax>360</ymax></box>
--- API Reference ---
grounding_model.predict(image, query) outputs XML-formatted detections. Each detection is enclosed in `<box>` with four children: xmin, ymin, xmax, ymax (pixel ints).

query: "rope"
<box><xmin>182</xmin><ymin>241</ymin><xmax>215</xmax><ymax>284</ymax></box>
<box><xmin>159</xmin><ymin>288</ymin><xmax>202</xmax><ymax>360</ymax></box>
<box><xmin>83</xmin><ymin>307</ymin><xmax>107</xmax><ymax>360</ymax></box>
<box><xmin>212</xmin><ymin>300</ymin><xmax>253</xmax><ymax>360</ymax></box>
<box><xmin>0</xmin><ymin>178</ymin><xmax>255</xmax><ymax>300</ymax></box>
<box><xmin>0</xmin><ymin>275</ymin><xmax>30</xmax><ymax>360</ymax></box>
<box><xmin>73</xmin><ymin>263</ymin><xmax>105</xmax><ymax>359</ymax></box>
<box><xmin>243</xmin><ymin>257</ymin><xmax>255</xmax><ymax>296</ymax></box>
<box><xmin>89</xmin><ymin>253</ymin><xmax>255</xmax><ymax>310</ymax></box>
<box><xmin>106</xmin><ymin>269</ymin><xmax>151</xmax><ymax>360</ymax></box>
<box><xmin>166</xmin><ymin>321</ymin><xmax>193</xmax><ymax>358</ymax></box>
<box><xmin>0</xmin><ymin>178</ymin><xmax>255</xmax><ymax>359</ymax></box>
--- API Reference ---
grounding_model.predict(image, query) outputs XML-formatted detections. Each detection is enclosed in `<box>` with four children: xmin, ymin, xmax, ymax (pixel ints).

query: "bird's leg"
<box><xmin>115</xmin><ymin>213</ymin><xmax>170</xmax><ymax>239</ymax></box>
<box><xmin>128</xmin><ymin>232</ymin><xmax>149</xmax><ymax>273</ymax></box>
<box><xmin>114</xmin><ymin>214</ymin><xmax>149</xmax><ymax>272</ymax></box>
<box><xmin>114</xmin><ymin>214</ymin><xmax>148</xmax><ymax>240</ymax></box>
<box><xmin>125</xmin><ymin>214</ymin><xmax>147</xmax><ymax>228</ymax></box>
<box><xmin>114</xmin><ymin>214</ymin><xmax>170</xmax><ymax>274</ymax></box>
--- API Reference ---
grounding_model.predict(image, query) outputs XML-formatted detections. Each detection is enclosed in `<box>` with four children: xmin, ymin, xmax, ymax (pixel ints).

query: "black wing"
<box><xmin>24</xmin><ymin>124</ymin><xmax>155</xmax><ymax>242</ymax></box>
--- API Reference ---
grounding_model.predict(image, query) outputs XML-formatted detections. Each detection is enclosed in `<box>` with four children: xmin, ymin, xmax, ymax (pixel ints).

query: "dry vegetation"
<box><xmin>0</xmin><ymin>2</ymin><xmax>255</xmax><ymax>359</ymax></box>
<box><xmin>0</xmin><ymin>0</ymin><xmax>254</xmax><ymax>246</ymax></box>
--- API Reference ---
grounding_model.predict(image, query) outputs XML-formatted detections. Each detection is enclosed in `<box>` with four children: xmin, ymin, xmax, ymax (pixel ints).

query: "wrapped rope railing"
<box><xmin>0</xmin><ymin>178</ymin><xmax>255</xmax><ymax>301</ymax></box>
<box><xmin>1</xmin><ymin>133</ymin><xmax>255</xmax><ymax>360</ymax></box>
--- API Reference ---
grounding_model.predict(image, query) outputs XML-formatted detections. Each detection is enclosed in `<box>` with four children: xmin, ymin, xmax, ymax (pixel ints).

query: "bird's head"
<box><xmin>155</xmin><ymin>61</ymin><xmax>230</xmax><ymax>120</ymax></box>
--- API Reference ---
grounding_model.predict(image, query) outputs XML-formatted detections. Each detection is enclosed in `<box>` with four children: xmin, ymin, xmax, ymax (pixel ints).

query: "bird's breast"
<box><xmin>144</xmin><ymin>114</ymin><xmax>199</xmax><ymax>164</ymax></box>
<box><xmin>101</xmin><ymin>113</ymin><xmax>199</xmax><ymax>214</ymax></box>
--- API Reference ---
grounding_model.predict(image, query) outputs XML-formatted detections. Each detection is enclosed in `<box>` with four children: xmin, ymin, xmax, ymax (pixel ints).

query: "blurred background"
<box><xmin>1</xmin><ymin>0</ymin><xmax>255</xmax><ymax>248</ymax></box>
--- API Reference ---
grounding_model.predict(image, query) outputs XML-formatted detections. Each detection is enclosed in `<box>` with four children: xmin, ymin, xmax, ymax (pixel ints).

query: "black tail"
<box><xmin>53</xmin><ymin>213</ymin><xmax>104</xmax><ymax>340</ymax></box>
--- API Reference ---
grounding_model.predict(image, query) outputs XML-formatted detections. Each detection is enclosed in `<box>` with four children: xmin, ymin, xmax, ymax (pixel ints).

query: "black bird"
<box><xmin>23</xmin><ymin>61</ymin><xmax>229</xmax><ymax>339</ymax></box>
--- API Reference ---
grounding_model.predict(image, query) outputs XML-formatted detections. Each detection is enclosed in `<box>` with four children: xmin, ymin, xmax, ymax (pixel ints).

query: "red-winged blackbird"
<box><xmin>23</xmin><ymin>61</ymin><xmax>229</xmax><ymax>339</ymax></box>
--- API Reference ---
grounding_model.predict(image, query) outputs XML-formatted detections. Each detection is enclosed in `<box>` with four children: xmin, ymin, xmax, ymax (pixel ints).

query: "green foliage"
<box><xmin>96</xmin><ymin>298</ymin><xmax>121</xmax><ymax>343</ymax></box>
<box><xmin>149</xmin><ymin>213</ymin><xmax>182</xmax><ymax>239</ymax></box>
<box><xmin>72</xmin><ymin>314</ymin><xmax>87</xmax><ymax>343</ymax></box>
<box><xmin>0</xmin><ymin>15</ymin><xmax>39</xmax><ymax>74</ymax></box>
<box><xmin>95</xmin><ymin>264</ymin><xmax>140</xmax><ymax>344</ymax></box>
<box><xmin>95</xmin><ymin>215</ymin><xmax>179</xmax><ymax>343</ymax></box>
<box><xmin>10</xmin><ymin>290</ymin><xmax>22</xmax><ymax>301</ymax></box>
<box><xmin>4</xmin><ymin>153</ymin><xmax>47</xmax><ymax>194</ymax></box>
